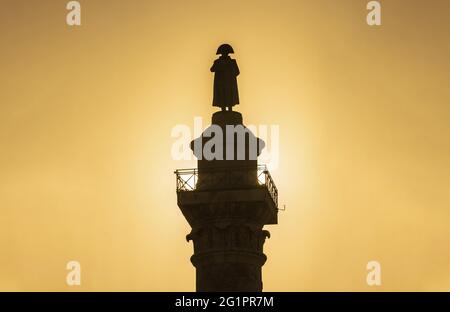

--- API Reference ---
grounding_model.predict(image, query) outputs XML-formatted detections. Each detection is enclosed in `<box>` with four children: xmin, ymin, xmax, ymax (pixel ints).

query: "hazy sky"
<box><xmin>1</xmin><ymin>0</ymin><xmax>449</xmax><ymax>291</ymax></box>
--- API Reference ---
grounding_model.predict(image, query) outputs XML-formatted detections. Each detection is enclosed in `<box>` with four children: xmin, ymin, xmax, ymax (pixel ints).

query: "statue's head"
<box><xmin>216</xmin><ymin>43</ymin><xmax>234</xmax><ymax>56</ymax></box>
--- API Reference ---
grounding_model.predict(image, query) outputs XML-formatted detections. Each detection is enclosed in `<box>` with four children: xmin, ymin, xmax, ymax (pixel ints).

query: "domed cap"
<box><xmin>216</xmin><ymin>43</ymin><xmax>234</xmax><ymax>55</ymax></box>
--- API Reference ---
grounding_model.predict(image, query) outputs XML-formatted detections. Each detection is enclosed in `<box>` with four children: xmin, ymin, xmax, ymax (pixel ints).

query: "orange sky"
<box><xmin>1</xmin><ymin>0</ymin><xmax>450</xmax><ymax>291</ymax></box>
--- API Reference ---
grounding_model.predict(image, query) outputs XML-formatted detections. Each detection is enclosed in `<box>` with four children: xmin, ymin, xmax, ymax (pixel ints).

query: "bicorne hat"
<box><xmin>216</xmin><ymin>43</ymin><xmax>234</xmax><ymax>55</ymax></box>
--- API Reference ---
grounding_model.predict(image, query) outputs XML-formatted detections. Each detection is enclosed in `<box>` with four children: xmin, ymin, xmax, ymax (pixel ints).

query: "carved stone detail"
<box><xmin>187</xmin><ymin>224</ymin><xmax>270</xmax><ymax>254</ymax></box>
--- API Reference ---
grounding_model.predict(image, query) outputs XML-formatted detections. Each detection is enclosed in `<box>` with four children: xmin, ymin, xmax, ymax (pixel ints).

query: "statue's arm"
<box><xmin>210</xmin><ymin>60</ymin><xmax>217</xmax><ymax>72</ymax></box>
<box><xmin>234</xmin><ymin>60</ymin><xmax>240</xmax><ymax>76</ymax></box>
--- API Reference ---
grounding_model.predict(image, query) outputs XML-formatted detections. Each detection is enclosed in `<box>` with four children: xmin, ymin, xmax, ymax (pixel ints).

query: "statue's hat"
<box><xmin>216</xmin><ymin>44</ymin><xmax>234</xmax><ymax>55</ymax></box>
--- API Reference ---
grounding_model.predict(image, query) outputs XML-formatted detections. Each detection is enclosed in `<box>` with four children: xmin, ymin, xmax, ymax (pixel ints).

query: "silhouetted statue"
<box><xmin>211</xmin><ymin>44</ymin><xmax>240</xmax><ymax>111</ymax></box>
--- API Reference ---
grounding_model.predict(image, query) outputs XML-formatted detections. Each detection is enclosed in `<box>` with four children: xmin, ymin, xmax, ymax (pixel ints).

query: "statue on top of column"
<box><xmin>211</xmin><ymin>44</ymin><xmax>240</xmax><ymax>112</ymax></box>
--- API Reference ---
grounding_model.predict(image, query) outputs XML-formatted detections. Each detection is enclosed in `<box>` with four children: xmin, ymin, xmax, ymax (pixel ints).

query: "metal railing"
<box><xmin>175</xmin><ymin>164</ymin><xmax>278</xmax><ymax>208</ymax></box>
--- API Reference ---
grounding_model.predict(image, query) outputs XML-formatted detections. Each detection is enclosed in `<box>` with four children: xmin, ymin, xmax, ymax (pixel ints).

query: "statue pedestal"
<box><xmin>211</xmin><ymin>111</ymin><xmax>243</xmax><ymax>126</ymax></box>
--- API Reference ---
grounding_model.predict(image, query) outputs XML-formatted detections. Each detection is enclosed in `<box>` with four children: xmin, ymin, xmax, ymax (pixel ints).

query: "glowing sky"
<box><xmin>1</xmin><ymin>0</ymin><xmax>449</xmax><ymax>291</ymax></box>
